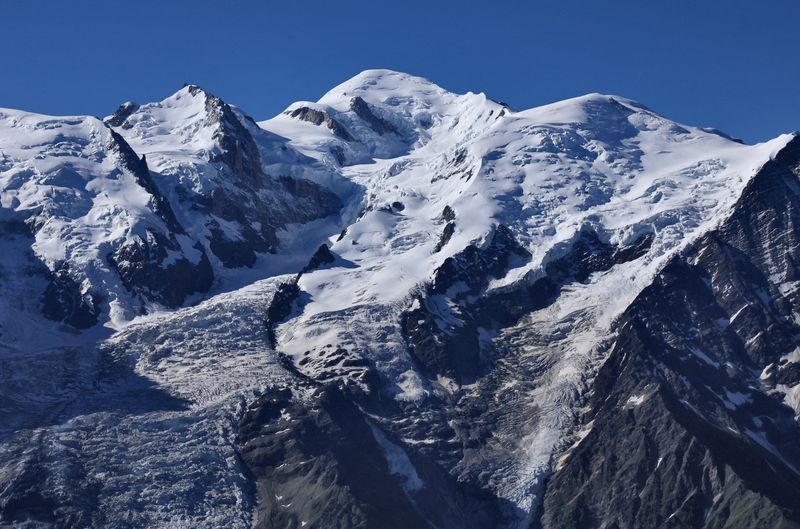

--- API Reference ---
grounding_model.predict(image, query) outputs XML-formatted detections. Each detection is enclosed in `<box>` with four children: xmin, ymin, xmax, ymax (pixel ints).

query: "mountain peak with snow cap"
<box><xmin>319</xmin><ymin>69</ymin><xmax>453</xmax><ymax>107</ymax></box>
<box><xmin>263</xmin><ymin>69</ymin><xmax>506</xmax><ymax>164</ymax></box>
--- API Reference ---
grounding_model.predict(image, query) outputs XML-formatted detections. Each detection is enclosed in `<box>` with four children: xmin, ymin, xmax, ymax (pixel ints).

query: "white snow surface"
<box><xmin>262</xmin><ymin>69</ymin><xmax>790</xmax><ymax>373</ymax></box>
<box><xmin>111</xmin><ymin>85</ymin><xmax>355</xmax><ymax>287</ymax></box>
<box><xmin>0</xmin><ymin>108</ymin><xmax>182</xmax><ymax>332</ymax></box>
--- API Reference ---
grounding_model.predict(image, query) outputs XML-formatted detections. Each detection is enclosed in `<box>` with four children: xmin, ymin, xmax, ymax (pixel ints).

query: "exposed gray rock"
<box><xmin>264</xmin><ymin>281</ymin><xmax>302</xmax><ymax>347</ymax></box>
<box><xmin>290</xmin><ymin>106</ymin><xmax>354</xmax><ymax>141</ymax></box>
<box><xmin>441</xmin><ymin>205</ymin><xmax>456</xmax><ymax>222</ymax></box>
<box><xmin>403</xmin><ymin>225</ymin><xmax>652</xmax><ymax>383</ymax></box>
<box><xmin>539</xmin><ymin>136</ymin><xmax>800</xmax><ymax>529</ymax></box>
<box><xmin>108</xmin><ymin>232</ymin><xmax>213</xmax><ymax>309</ymax></box>
<box><xmin>238</xmin><ymin>373</ymin><xmax>513</xmax><ymax>529</ymax></box>
<box><xmin>104</xmin><ymin>101</ymin><xmax>139</xmax><ymax>128</ymax></box>
<box><xmin>298</xmin><ymin>244</ymin><xmax>336</xmax><ymax>278</ymax></box>
<box><xmin>434</xmin><ymin>221</ymin><xmax>455</xmax><ymax>253</ymax></box>
<box><xmin>350</xmin><ymin>96</ymin><xmax>398</xmax><ymax>135</ymax></box>
<box><xmin>41</xmin><ymin>265</ymin><xmax>101</xmax><ymax>329</ymax></box>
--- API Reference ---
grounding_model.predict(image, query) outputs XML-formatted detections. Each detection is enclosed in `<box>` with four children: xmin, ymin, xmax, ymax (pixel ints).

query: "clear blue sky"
<box><xmin>3</xmin><ymin>0</ymin><xmax>798</xmax><ymax>143</ymax></box>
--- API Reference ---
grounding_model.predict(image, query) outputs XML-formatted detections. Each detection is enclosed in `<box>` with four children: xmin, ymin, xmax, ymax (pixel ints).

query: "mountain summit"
<box><xmin>1</xmin><ymin>71</ymin><xmax>799</xmax><ymax>529</ymax></box>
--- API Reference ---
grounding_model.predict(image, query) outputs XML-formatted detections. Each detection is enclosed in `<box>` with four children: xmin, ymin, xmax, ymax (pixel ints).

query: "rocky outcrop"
<box><xmin>402</xmin><ymin>225</ymin><xmax>531</xmax><ymax>382</ymax></box>
<box><xmin>403</xmin><ymin>224</ymin><xmax>653</xmax><ymax>383</ymax></box>
<box><xmin>264</xmin><ymin>281</ymin><xmax>302</xmax><ymax>347</ymax></box>
<box><xmin>298</xmin><ymin>244</ymin><xmax>336</xmax><ymax>278</ymax></box>
<box><xmin>104</xmin><ymin>101</ymin><xmax>139</xmax><ymax>128</ymax></box>
<box><xmin>238</xmin><ymin>380</ymin><xmax>511</xmax><ymax>529</ymax></box>
<box><xmin>41</xmin><ymin>265</ymin><xmax>101</xmax><ymax>329</ymax></box>
<box><xmin>238</xmin><ymin>384</ymin><xmax>435</xmax><ymax>529</ymax></box>
<box><xmin>290</xmin><ymin>106</ymin><xmax>354</xmax><ymax>141</ymax></box>
<box><xmin>197</xmin><ymin>86</ymin><xmax>265</xmax><ymax>184</ymax></box>
<box><xmin>350</xmin><ymin>96</ymin><xmax>398</xmax><ymax>135</ymax></box>
<box><xmin>108</xmin><ymin>232</ymin><xmax>213</xmax><ymax>309</ymax></box>
<box><xmin>434</xmin><ymin>221</ymin><xmax>455</xmax><ymax>253</ymax></box>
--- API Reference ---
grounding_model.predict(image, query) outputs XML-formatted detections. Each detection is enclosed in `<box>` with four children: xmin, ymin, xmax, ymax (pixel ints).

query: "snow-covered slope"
<box><xmin>2</xmin><ymin>70</ymin><xmax>799</xmax><ymax>529</ymax></box>
<box><xmin>262</xmin><ymin>70</ymin><xmax>789</xmax><ymax>382</ymax></box>
<box><xmin>0</xmin><ymin>85</ymin><xmax>349</xmax><ymax>340</ymax></box>
<box><xmin>0</xmin><ymin>108</ymin><xmax>214</xmax><ymax>333</ymax></box>
<box><xmin>109</xmin><ymin>85</ymin><xmax>346</xmax><ymax>278</ymax></box>
<box><xmin>254</xmin><ymin>70</ymin><xmax>794</xmax><ymax>523</ymax></box>
<box><xmin>264</xmin><ymin>71</ymin><xmax>789</xmax><ymax>323</ymax></box>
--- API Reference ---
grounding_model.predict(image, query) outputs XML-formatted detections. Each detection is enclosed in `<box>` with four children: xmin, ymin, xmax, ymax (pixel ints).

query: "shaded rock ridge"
<box><xmin>298</xmin><ymin>243</ymin><xmax>336</xmax><ymax>278</ymax></box>
<box><xmin>173</xmin><ymin>86</ymin><xmax>344</xmax><ymax>269</ymax></box>
<box><xmin>349</xmin><ymin>96</ymin><xmax>398</xmax><ymax>136</ymax></box>
<box><xmin>539</xmin><ymin>136</ymin><xmax>800</xmax><ymax>529</ymax></box>
<box><xmin>403</xmin><ymin>224</ymin><xmax>653</xmax><ymax>383</ymax></box>
<box><xmin>194</xmin><ymin>85</ymin><xmax>265</xmax><ymax>182</ymax></box>
<box><xmin>264</xmin><ymin>281</ymin><xmax>302</xmax><ymax>348</ymax></box>
<box><xmin>264</xmin><ymin>244</ymin><xmax>340</xmax><ymax>347</ymax></box>
<box><xmin>289</xmin><ymin>106</ymin><xmax>354</xmax><ymax>141</ymax></box>
<box><xmin>104</xmin><ymin>101</ymin><xmax>139</xmax><ymax>128</ymax></box>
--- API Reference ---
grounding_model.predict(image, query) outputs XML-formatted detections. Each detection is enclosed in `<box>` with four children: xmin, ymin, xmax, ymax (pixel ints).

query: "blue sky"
<box><xmin>3</xmin><ymin>0</ymin><xmax>798</xmax><ymax>143</ymax></box>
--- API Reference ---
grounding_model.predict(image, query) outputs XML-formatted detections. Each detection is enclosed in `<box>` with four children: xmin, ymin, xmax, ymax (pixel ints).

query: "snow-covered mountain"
<box><xmin>1</xmin><ymin>70</ymin><xmax>799</xmax><ymax>529</ymax></box>
<box><xmin>0</xmin><ymin>85</ymin><xmax>344</xmax><ymax>338</ymax></box>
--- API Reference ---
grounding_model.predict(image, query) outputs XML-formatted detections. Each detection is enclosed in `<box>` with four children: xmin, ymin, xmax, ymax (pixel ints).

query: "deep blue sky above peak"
<box><xmin>3</xmin><ymin>0</ymin><xmax>798</xmax><ymax>143</ymax></box>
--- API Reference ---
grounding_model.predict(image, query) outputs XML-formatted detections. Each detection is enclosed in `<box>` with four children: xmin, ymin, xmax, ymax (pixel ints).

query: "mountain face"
<box><xmin>0</xmin><ymin>86</ymin><xmax>343</xmax><ymax>334</ymax></box>
<box><xmin>0</xmin><ymin>70</ymin><xmax>798</xmax><ymax>529</ymax></box>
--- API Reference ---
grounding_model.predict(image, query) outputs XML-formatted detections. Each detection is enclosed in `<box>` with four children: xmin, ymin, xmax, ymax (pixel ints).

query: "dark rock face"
<box><xmin>1</xmin><ymin>207</ymin><xmax>102</xmax><ymax>330</ymax></box>
<box><xmin>177</xmin><ymin>89</ymin><xmax>344</xmax><ymax>269</ymax></box>
<box><xmin>330</xmin><ymin>144</ymin><xmax>346</xmax><ymax>165</ymax></box>
<box><xmin>403</xmin><ymin>225</ymin><xmax>531</xmax><ymax>382</ymax></box>
<box><xmin>350</xmin><ymin>96</ymin><xmax>398</xmax><ymax>135</ymax></box>
<box><xmin>108</xmin><ymin>232</ymin><xmax>213</xmax><ymax>309</ymax></box>
<box><xmin>104</xmin><ymin>101</ymin><xmax>139</xmax><ymax>128</ymax></box>
<box><xmin>403</xmin><ymin>224</ymin><xmax>653</xmax><ymax>383</ymax></box>
<box><xmin>264</xmin><ymin>281</ymin><xmax>302</xmax><ymax>347</ymax></box>
<box><xmin>434</xmin><ymin>221</ymin><xmax>455</xmax><ymax>253</ymax></box>
<box><xmin>238</xmin><ymin>384</ymin><xmax>435</xmax><ymax>529</ymax></box>
<box><xmin>197</xmin><ymin>168</ymin><xmax>340</xmax><ymax>271</ymax></box>
<box><xmin>290</xmin><ymin>106</ymin><xmax>354</xmax><ymax>141</ymax></box>
<box><xmin>199</xmin><ymin>87</ymin><xmax>265</xmax><ymax>184</ymax></box>
<box><xmin>298</xmin><ymin>244</ymin><xmax>336</xmax><ymax>277</ymax></box>
<box><xmin>539</xmin><ymin>136</ymin><xmax>800</xmax><ymax>529</ymax></box>
<box><xmin>441</xmin><ymin>205</ymin><xmax>456</xmax><ymax>222</ymax></box>
<box><xmin>238</xmin><ymin>379</ymin><xmax>511</xmax><ymax>529</ymax></box>
<box><xmin>42</xmin><ymin>266</ymin><xmax>101</xmax><ymax>329</ymax></box>
<box><xmin>207</xmin><ymin>222</ymin><xmax>271</xmax><ymax>269</ymax></box>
